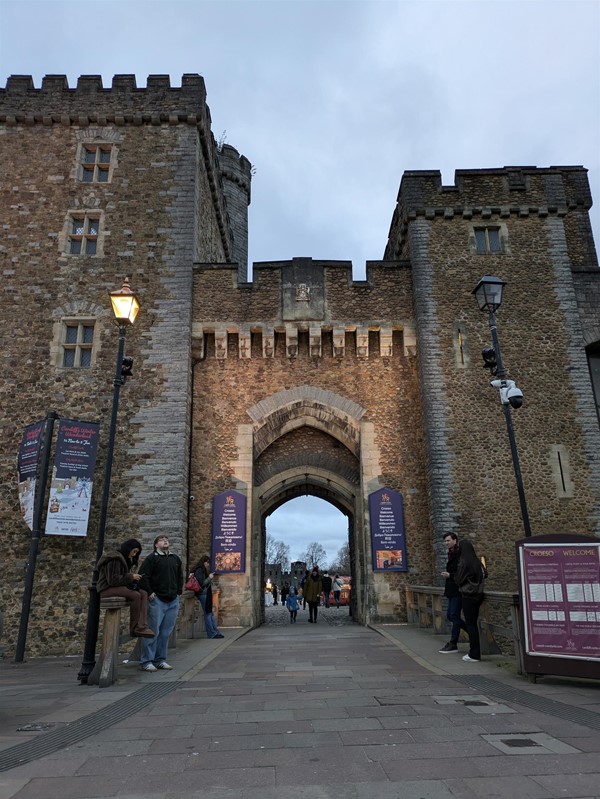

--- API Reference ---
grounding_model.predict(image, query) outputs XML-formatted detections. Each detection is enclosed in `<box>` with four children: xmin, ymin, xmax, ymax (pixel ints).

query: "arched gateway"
<box><xmin>188</xmin><ymin>259</ymin><xmax>429</xmax><ymax>629</ymax></box>
<box><xmin>249</xmin><ymin>386</ymin><xmax>364</xmax><ymax>623</ymax></box>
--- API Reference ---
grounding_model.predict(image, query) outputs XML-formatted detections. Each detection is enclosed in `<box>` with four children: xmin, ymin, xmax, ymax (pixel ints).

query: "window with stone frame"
<box><xmin>61</xmin><ymin>321</ymin><xmax>95</xmax><ymax>368</ymax></box>
<box><xmin>474</xmin><ymin>226</ymin><xmax>502</xmax><ymax>254</ymax></box>
<box><xmin>67</xmin><ymin>214</ymin><xmax>100</xmax><ymax>255</ymax></box>
<box><xmin>80</xmin><ymin>143</ymin><xmax>113</xmax><ymax>183</ymax></box>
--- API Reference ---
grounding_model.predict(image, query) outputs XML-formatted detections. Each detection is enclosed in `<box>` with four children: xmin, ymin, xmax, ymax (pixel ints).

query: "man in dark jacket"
<box><xmin>138</xmin><ymin>535</ymin><xmax>183</xmax><ymax>672</ymax></box>
<box><xmin>439</xmin><ymin>533</ymin><xmax>468</xmax><ymax>653</ymax></box>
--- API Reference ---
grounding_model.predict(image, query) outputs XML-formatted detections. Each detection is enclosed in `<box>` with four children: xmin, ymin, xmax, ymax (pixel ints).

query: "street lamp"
<box><xmin>472</xmin><ymin>275</ymin><xmax>532</xmax><ymax>538</ymax></box>
<box><xmin>78</xmin><ymin>277</ymin><xmax>140</xmax><ymax>683</ymax></box>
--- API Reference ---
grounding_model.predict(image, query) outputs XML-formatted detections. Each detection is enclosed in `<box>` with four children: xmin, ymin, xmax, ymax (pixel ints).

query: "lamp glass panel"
<box><xmin>110</xmin><ymin>294</ymin><xmax>140</xmax><ymax>324</ymax></box>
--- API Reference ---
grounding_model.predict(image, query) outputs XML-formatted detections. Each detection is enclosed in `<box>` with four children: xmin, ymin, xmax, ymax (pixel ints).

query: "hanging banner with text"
<box><xmin>519</xmin><ymin>541</ymin><xmax>600</xmax><ymax>660</ymax></box>
<box><xmin>17</xmin><ymin>419</ymin><xmax>46</xmax><ymax>531</ymax></box>
<box><xmin>211</xmin><ymin>490</ymin><xmax>247</xmax><ymax>573</ymax></box>
<box><xmin>45</xmin><ymin>419</ymin><xmax>100</xmax><ymax>537</ymax></box>
<box><xmin>369</xmin><ymin>487</ymin><xmax>408</xmax><ymax>571</ymax></box>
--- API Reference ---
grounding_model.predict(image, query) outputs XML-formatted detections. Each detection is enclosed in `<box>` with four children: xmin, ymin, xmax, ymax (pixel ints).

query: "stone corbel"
<box><xmin>262</xmin><ymin>327</ymin><xmax>274</xmax><ymax>358</ymax></box>
<box><xmin>285</xmin><ymin>326</ymin><xmax>298</xmax><ymax>358</ymax></box>
<box><xmin>356</xmin><ymin>327</ymin><xmax>369</xmax><ymax>358</ymax></box>
<box><xmin>309</xmin><ymin>326</ymin><xmax>322</xmax><ymax>358</ymax></box>
<box><xmin>191</xmin><ymin>325</ymin><xmax>205</xmax><ymax>360</ymax></box>
<box><xmin>238</xmin><ymin>328</ymin><xmax>251</xmax><ymax>359</ymax></box>
<box><xmin>333</xmin><ymin>328</ymin><xmax>345</xmax><ymax>357</ymax></box>
<box><xmin>215</xmin><ymin>329</ymin><xmax>228</xmax><ymax>359</ymax></box>
<box><xmin>380</xmin><ymin>327</ymin><xmax>393</xmax><ymax>357</ymax></box>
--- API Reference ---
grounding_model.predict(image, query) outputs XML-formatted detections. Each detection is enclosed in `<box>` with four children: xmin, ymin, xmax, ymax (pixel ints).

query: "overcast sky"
<box><xmin>2</xmin><ymin>0</ymin><xmax>598</xmax><ymax>562</ymax></box>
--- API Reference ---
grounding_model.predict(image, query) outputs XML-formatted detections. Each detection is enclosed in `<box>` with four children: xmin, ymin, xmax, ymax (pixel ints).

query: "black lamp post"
<box><xmin>472</xmin><ymin>275</ymin><xmax>532</xmax><ymax>538</ymax></box>
<box><xmin>78</xmin><ymin>277</ymin><xmax>140</xmax><ymax>684</ymax></box>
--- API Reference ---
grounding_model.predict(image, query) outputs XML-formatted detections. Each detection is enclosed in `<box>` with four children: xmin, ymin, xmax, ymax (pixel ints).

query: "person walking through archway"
<box><xmin>332</xmin><ymin>574</ymin><xmax>343</xmax><ymax>608</ymax></box>
<box><xmin>303</xmin><ymin>565</ymin><xmax>323</xmax><ymax>623</ymax></box>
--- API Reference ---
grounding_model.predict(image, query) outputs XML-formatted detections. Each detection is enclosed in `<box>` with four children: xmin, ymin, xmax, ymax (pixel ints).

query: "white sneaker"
<box><xmin>140</xmin><ymin>663</ymin><xmax>157</xmax><ymax>672</ymax></box>
<box><xmin>462</xmin><ymin>654</ymin><xmax>481</xmax><ymax>662</ymax></box>
<box><xmin>156</xmin><ymin>661</ymin><xmax>173</xmax><ymax>670</ymax></box>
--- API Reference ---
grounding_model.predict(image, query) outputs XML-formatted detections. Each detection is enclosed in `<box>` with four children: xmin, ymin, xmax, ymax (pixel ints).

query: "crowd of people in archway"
<box><xmin>264</xmin><ymin>567</ymin><xmax>349</xmax><ymax>622</ymax></box>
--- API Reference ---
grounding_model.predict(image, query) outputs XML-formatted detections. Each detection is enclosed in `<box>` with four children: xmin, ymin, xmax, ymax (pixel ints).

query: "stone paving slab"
<box><xmin>0</xmin><ymin>609</ymin><xmax>599</xmax><ymax>798</ymax></box>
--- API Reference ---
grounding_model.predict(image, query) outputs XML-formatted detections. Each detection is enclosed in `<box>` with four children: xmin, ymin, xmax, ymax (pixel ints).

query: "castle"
<box><xmin>1</xmin><ymin>74</ymin><xmax>599</xmax><ymax>656</ymax></box>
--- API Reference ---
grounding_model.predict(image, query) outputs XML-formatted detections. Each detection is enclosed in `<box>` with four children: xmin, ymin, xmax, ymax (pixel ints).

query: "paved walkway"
<box><xmin>1</xmin><ymin>606</ymin><xmax>599</xmax><ymax>799</ymax></box>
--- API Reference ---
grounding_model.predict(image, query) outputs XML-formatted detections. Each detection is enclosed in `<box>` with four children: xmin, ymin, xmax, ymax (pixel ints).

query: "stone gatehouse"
<box><xmin>1</xmin><ymin>74</ymin><xmax>599</xmax><ymax>656</ymax></box>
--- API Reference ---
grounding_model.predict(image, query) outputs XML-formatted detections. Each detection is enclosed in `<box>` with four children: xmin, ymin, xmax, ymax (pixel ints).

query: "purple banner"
<box><xmin>369</xmin><ymin>487</ymin><xmax>407</xmax><ymax>572</ymax></box>
<box><xmin>211</xmin><ymin>490</ymin><xmax>247</xmax><ymax>573</ymax></box>
<box><xmin>519</xmin><ymin>543</ymin><xmax>600</xmax><ymax>660</ymax></box>
<box><xmin>45</xmin><ymin>420</ymin><xmax>100</xmax><ymax>537</ymax></box>
<box><xmin>17</xmin><ymin>419</ymin><xmax>46</xmax><ymax>531</ymax></box>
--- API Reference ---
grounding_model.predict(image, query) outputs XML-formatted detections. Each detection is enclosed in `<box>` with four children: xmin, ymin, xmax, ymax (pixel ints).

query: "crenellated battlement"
<box><xmin>385</xmin><ymin>165</ymin><xmax>594</xmax><ymax>260</ymax></box>
<box><xmin>192</xmin><ymin>258</ymin><xmax>416</xmax><ymax>357</ymax></box>
<box><xmin>0</xmin><ymin>73</ymin><xmax>208</xmax><ymax>123</ymax></box>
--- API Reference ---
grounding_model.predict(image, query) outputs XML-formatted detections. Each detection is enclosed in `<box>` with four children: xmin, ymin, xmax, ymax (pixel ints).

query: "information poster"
<box><xmin>519</xmin><ymin>542</ymin><xmax>600</xmax><ymax>660</ymax></box>
<box><xmin>17</xmin><ymin>419</ymin><xmax>46</xmax><ymax>531</ymax></box>
<box><xmin>211</xmin><ymin>490</ymin><xmax>247</xmax><ymax>573</ymax></box>
<box><xmin>45</xmin><ymin>420</ymin><xmax>100</xmax><ymax>537</ymax></box>
<box><xmin>369</xmin><ymin>487</ymin><xmax>407</xmax><ymax>572</ymax></box>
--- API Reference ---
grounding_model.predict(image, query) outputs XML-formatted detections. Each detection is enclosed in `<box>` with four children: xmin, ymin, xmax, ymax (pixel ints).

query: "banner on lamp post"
<box><xmin>45</xmin><ymin>419</ymin><xmax>100</xmax><ymax>537</ymax></box>
<box><xmin>17</xmin><ymin>419</ymin><xmax>46</xmax><ymax>531</ymax></box>
<box><xmin>211</xmin><ymin>490</ymin><xmax>247</xmax><ymax>573</ymax></box>
<box><xmin>369</xmin><ymin>486</ymin><xmax>408</xmax><ymax>572</ymax></box>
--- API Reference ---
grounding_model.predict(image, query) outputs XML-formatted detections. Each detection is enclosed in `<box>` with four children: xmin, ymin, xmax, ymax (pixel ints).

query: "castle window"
<box><xmin>80</xmin><ymin>144</ymin><xmax>113</xmax><ymax>183</ymax></box>
<box><xmin>474</xmin><ymin>227</ymin><xmax>502</xmax><ymax>254</ymax></box>
<box><xmin>68</xmin><ymin>214</ymin><xmax>100</xmax><ymax>255</ymax></box>
<box><xmin>61</xmin><ymin>322</ymin><xmax>95</xmax><ymax>368</ymax></box>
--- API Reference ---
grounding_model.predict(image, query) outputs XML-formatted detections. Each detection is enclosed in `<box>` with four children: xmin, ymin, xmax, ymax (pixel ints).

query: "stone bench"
<box><xmin>88</xmin><ymin>596</ymin><xmax>132</xmax><ymax>688</ymax></box>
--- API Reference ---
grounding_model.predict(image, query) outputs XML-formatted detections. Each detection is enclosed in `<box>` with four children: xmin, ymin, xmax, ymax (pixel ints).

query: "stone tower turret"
<box><xmin>219</xmin><ymin>143</ymin><xmax>252</xmax><ymax>281</ymax></box>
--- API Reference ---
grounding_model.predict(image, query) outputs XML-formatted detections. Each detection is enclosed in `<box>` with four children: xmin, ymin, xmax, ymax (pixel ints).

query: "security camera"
<box><xmin>507</xmin><ymin>385</ymin><xmax>524</xmax><ymax>409</ymax></box>
<box><xmin>189</xmin><ymin>495</ymin><xmax>196</xmax><ymax>502</ymax></box>
<box><xmin>490</xmin><ymin>379</ymin><xmax>523</xmax><ymax>408</ymax></box>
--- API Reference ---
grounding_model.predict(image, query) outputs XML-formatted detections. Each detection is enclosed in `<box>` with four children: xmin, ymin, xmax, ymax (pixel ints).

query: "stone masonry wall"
<box><xmin>0</xmin><ymin>75</ymin><xmax>237</xmax><ymax>656</ymax></box>
<box><xmin>388</xmin><ymin>167</ymin><xmax>600</xmax><ymax>590</ymax></box>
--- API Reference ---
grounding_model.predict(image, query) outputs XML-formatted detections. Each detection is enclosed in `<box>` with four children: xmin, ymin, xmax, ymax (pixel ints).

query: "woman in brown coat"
<box><xmin>96</xmin><ymin>538</ymin><xmax>154</xmax><ymax>638</ymax></box>
<box><xmin>302</xmin><ymin>565</ymin><xmax>323</xmax><ymax>623</ymax></box>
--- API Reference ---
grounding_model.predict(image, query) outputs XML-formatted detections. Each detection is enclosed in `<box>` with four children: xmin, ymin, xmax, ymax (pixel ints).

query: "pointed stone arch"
<box><xmin>247</xmin><ymin>385</ymin><xmax>366</xmax><ymax>457</ymax></box>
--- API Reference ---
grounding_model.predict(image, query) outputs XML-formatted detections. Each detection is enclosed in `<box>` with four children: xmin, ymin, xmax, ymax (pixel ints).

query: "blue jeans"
<box><xmin>141</xmin><ymin>595</ymin><xmax>180</xmax><ymax>666</ymax></box>
<box><xmin>198</xmin><ymin>592</ymin><xmax>220</xmax><ymax>638</ymax></box>
<box><xmin>446</xmin><ymin>594</ymin><xmax>468</xmax><ymax>643</ymax></box>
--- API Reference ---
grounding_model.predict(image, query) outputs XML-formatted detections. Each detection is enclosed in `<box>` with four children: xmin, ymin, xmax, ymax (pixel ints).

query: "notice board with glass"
<box><xmin>516</xmin><ymin>534</ymin><xmax>600</xmax><ymax>680</ymax></box>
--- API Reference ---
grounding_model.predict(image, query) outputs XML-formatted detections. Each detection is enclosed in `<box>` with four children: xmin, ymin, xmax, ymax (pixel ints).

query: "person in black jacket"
<box><xmin>438</xmin><ymin>533</ymin><xmax>468</xmax><ymax>653</ymax></box>
<box><xmin>138</xmin><ymin>535</ymin><xmax>183</xmax><ymax>672</ymax></box>
<box><xmin>454</xmin><ymin>539</ymin><xmax>485</xmax><ymax>662</ymax></box>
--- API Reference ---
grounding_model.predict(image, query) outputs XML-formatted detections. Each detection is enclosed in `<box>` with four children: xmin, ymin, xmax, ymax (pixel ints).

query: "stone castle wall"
<box><xmin>387</xmin><ymin>167</ymin><xmax>600</xmax><ymax>579</ymax></box>
<box><xmin>0</xmin><ymin>75</ymin><xmax>245</xmax><ymax>654</ymax></box>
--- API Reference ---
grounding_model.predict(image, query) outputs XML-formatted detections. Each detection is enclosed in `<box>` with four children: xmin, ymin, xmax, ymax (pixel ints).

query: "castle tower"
<box><xmin>218</xmin><ymin>143</ymin><xmax>252</xmax><ymax>281</ymax></box>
